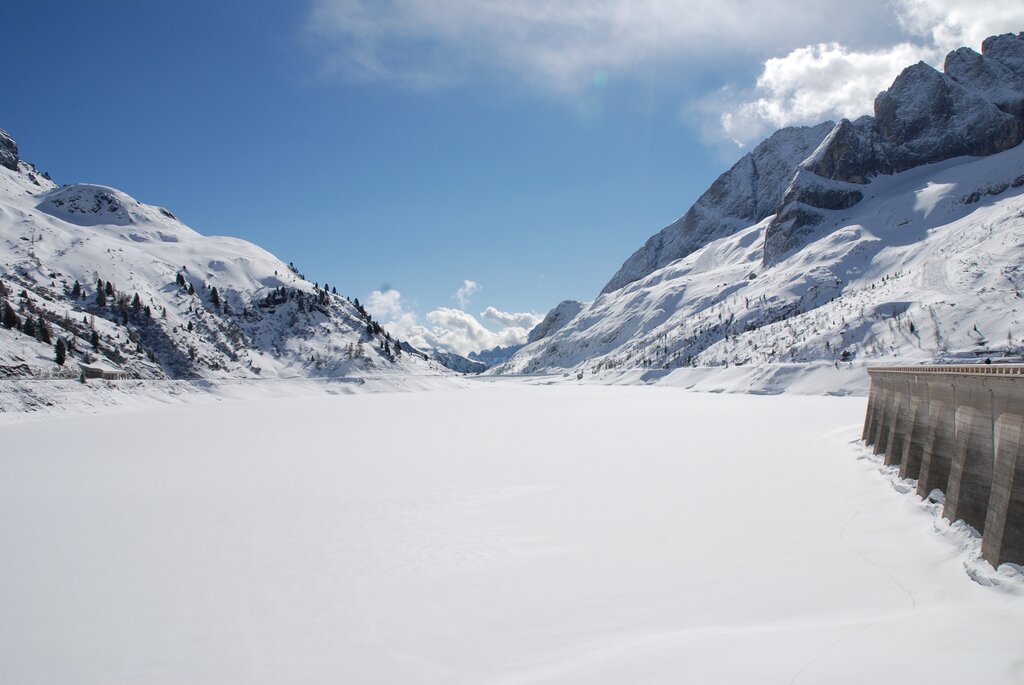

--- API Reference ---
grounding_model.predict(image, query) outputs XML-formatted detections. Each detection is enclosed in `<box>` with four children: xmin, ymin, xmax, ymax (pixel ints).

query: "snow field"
<box><xmin>1</xmin><ymin>382</ymin><xmax>1022</xmax><ymax>683</ymax></box>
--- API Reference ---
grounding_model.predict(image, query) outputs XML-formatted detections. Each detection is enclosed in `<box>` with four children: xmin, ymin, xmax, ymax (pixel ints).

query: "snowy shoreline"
<box><xmin>1</xmin><ymin>359</ymin><xmax>875</xmax><ymax>422</ymax></box>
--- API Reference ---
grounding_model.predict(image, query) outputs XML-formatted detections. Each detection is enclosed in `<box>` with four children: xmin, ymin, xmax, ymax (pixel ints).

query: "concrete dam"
<box><xmin>863</xmin><ymin>365</ymin><xmax>1024</xmax><ymax>567</ymax></box>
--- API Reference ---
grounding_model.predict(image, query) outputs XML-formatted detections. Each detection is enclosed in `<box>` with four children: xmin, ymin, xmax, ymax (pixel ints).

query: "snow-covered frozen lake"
<box><xmin>2</xmin><ymin>381</ymin><xmax>1022</xmax><ymax>683</ymax></box>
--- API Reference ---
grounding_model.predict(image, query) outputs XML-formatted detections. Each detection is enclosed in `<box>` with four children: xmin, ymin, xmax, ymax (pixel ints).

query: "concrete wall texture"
<box><xmin>864</xmin><ymin>366</ymin><xmax>1024</xmax><ymax>567</ymax></box>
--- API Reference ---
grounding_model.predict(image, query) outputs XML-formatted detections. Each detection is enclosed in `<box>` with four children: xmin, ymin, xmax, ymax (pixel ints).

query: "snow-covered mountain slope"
<box><xmin>495</xmin><ymin>33</ymin><xmax>1024</xmax><ymax>386</ymax></box>
<box><xmin>527</xmin><ymin>300</ymin><xmax>585</xmax><ymax>343</ymax></box>
<box><xmin>0</xmin><ymin>131</ymin><xmax>442</xmax><ymax>381</ymax></box>
<box><xmin>495</xmin><ymin>128</ymin><xmax>1024</xmax><ymax>379</ymax></box>
<box><xmin>601</xmin><ymin>122</ymin><xmax>834</xmax><ymax>294</ymax></box>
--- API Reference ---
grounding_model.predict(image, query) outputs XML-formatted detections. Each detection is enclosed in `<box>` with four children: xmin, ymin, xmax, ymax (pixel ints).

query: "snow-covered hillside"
<box><xmin>602</xmin><ymin>122</ymin><xmax>834</xmax><ymax>294</ymax></box>
<box><xmin>496</xmin><ymin>33</ymin><xmax>1024</xmax><ymax>386</ymax></box>
<box><xmin>0</xmin><ymin>131</ymin><xmax>444</xmax><ymax>382</ymax></box>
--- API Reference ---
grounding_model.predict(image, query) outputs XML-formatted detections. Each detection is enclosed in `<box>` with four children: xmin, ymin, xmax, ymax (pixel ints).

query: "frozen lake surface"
<box><xmin>2</xmin><ymin>381</ymin><xmax>1022</xmax><ymax>683</ymax></box>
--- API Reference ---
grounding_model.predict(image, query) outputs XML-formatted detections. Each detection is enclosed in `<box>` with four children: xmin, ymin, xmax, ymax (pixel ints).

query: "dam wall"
<box><xmin>864</xmin><ymin>366</ymin><xmax>1024</xmax><ymax>567</ymax></box>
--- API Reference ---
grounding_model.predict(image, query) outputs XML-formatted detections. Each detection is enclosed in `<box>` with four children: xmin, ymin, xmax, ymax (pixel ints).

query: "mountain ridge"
<box><xmin>496</xmin><ymin>32</ymin><xmax>1024</xmax><ymax>387</ymax></box>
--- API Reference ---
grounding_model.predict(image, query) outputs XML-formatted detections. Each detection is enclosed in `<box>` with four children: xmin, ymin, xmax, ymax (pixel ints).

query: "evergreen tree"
<box><xmin>90</xmin><ymin>329</ymin><xmax>99</xmax><ymax>350</ymax></box>
<box><xmin>22</xmin><ymin>316</ymin><xmax>36</xmax><ymax>338</ymax></box>
<box><xmin>1</xmin><ymin>301</ymin><xmax>18</xmax><ymax>329</ymax></box>
<box><xmin>209</xmin><ymin>286</ymin><xmax>220</xmax><ymax>307</ymax></box>
<box><xmin>96</xmin><ymin>286</ymin><xmax>107</xmax><ymax>307</ymax></box>
<box><xmin>131</xmin><ymin>292</ymin><xmax>142</xmax><ymax>313</ymax></box>
<box><xmin>71</xmin><ymin>280</ymin><xmax>82</xmax><ymax>299</ymax></box>
<box><xmin>55</xmin><ymin>338</ymin><xmax>67</xmax><ymax>366</ymax></box>
<box><xmin>105</xmin><ymin>281</ymin><xmax>114</xmax><ymax>296</ymax></box>
<box><xmin>188</xmin><ymin>283</ymin><xmax>195</xmax><ymax>295</ymax></box>
<box><xmin>176</xmin><ymin>272</ymin><xmax>186</xmax><ymax>288</ymax></box>
<box><xmin>36</xmin><ymin>316</ymin><xmax>51</xmax><ymax>344</ymax></box>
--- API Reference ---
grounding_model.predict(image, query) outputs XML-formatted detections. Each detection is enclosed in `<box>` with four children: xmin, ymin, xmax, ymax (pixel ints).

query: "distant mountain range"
<box><xmin>495</xmin><ymin>32</ymin><xmax>1024</xmax><ymax>381</ymax></box>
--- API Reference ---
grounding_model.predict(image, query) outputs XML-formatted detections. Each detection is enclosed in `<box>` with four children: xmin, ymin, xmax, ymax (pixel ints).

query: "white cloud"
<box><xmin>366</xmin><ymin>288</ymin><xmax>403</xmax><ymax>320</ymax></box>
<box><xmin>481</xmin><ymin>306</ymin><xmax>542</xmax><ymax>330</ymax></box>
<box><xmin>365</xmin><ymin>288</ymin><xmax>540</xmax><ymax>356</ymax></box>
<box><xmin>455</xmin><ymin>279</ymin><xmax>480</xmax><ymax>308</ymax></box>
<box><xmin>426</xmin><ymin>307</ymin><xmax>533</xmax><ymax>354</ymax></box>
<box><xmin>708</xmin><ymin>42</ymin><xmax>939</xmax><ymax>146</ymax></box>
<box><xmin>305</xmin><ymin>1</ymin><xmax>1024</xmax><ymax>149</ymax></box>
<box><xmin>706</xmin><ymin>1</ymin><xmax>1024</xmax><ymax>145</ymax></box>
<box><xmin>305</xmin><ymin>0</ymin><xmax>898</xmax><ymax>92</ymax></box>
<box><xmin>894</xmin><ymin>0</ymin><xmax>1024</xmax><ymax>50</ymax></box>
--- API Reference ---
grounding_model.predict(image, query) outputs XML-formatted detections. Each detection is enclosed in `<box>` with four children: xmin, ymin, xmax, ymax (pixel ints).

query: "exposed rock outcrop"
<box><xmin>983</xmin><ymin>32</ymin><xmax>1024</xmax><ymax>78</ymax></box>
<box><xmin>0</xmin><ymin>128</ymin><xmax>18</xmax><ymax>171</ymax></box>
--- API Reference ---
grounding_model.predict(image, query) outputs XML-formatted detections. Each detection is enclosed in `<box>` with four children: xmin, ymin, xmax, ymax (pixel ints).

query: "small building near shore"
<box><xmin>78</xmin><ymin>362</ymin><xmax>130</xmax><ymax>381</ymax></box>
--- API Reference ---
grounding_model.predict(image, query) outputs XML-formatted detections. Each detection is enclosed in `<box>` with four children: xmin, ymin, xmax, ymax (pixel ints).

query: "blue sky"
<box><xmin>6</xmin><ymin>0</ymin><xmax>1021</xmax><ymax>353</ymax></box>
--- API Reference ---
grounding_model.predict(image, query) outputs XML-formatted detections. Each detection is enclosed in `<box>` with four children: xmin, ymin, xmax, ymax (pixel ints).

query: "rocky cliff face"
<box><xmin>0</xmin><ymin>128</ymin><xmax>18</xmax><ymax>171</ymax></box>
<box><xmin>601</xmin><ymin>122</ymin><xmax>834</xmax><ymax>294</ymax></box>
<box><xmin>764</xmin><ymin>32</ymin><xmax>1024</xmax><ymax>265</ymax></box>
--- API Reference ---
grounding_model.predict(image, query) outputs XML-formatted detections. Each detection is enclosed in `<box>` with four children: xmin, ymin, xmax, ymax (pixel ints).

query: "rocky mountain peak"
<box><xmin>528</xmin><ymin>300</ymin><xmax>584</xmax><ymax>343</ymax></box>
<box><xmin>764</xmin><ymin>33</ymin><xmax>1024</xmax><ymax>266</ymax></box>
<box><xmin>982</xmin><ymin>32</ymin><xmax>1024</xmax><ymax>76</ymax></box>
<box><xmin>945</xmin><ymin>46</ymin><xmax>1024</xmax><ymax>117</ymax></box>
<box><xmin>0</xmin><ymin>128</ymin><xmax>18</xmax><ymax>172</ymax></box>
